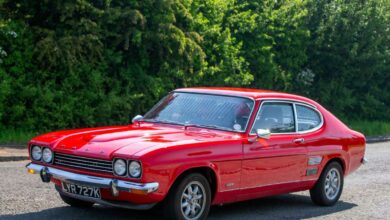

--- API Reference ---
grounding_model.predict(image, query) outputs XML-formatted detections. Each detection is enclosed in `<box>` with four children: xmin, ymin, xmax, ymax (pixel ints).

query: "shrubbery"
<box><xmin>0</xmin><ymin>0</ymin><xmax>389</xmax><ymax>132</ymax></box>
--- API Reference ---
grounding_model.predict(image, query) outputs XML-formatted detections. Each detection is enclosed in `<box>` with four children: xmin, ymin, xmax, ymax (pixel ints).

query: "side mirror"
<box><xmin>131</xmin><ymin>115</ymin><xmax>144</xmax><ymax>124</ymax></box>
<box><xmin>256</xmin><ymin>129</ymin><xmax>271</xmax><ymax>139</ymax></box>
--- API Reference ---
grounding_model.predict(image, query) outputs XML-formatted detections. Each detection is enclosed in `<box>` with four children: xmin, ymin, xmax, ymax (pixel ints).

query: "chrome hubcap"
<box><xmin>181</xmin><ymin>181</ymin><xmax>206</xmax><ymax>220</ymax></box>
<box><xmin>324</xmin><ymin>168</ymin><xmax>341</xmax><ymax>200</ymax></box>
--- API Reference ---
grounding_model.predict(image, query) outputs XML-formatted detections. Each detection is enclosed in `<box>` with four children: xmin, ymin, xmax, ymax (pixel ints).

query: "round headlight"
<box><xmin>31</xmin><ymin>146</ymin><xmax>42</xmax><ymax>161</ymax></box>
<box><xmin>42</xmin><ymin>148</ymin><xmax>53</xmax><ymax>163</ymax></box>
<box><xmin>129</xmin><ymin>161</ymin><xmax>141</xmax><ymax>178</ymax></box>
<box><xmin>114</xmin><ymin>159</ymin><xmax>127</xmax><ymax>176</ymax></box>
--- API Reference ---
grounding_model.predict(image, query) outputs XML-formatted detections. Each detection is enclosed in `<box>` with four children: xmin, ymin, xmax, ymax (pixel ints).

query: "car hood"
<box><xmin>31</xmin><ymin>123</ymin><xmax>241</xmax><ymax>160</ymax></box>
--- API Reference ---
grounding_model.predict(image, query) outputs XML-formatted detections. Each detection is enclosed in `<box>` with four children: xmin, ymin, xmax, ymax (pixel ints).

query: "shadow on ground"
<box><xmin>0</xmin><ymin>194</ymin><xmax>356</xmax><ymax>220</ymax></box>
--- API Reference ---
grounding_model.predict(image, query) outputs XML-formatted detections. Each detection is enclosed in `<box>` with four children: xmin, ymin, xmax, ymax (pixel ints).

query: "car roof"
<box><xmin>174</xmin><ymin>87</ymin><xmax>318</xmax><ymax>106</ymax></box>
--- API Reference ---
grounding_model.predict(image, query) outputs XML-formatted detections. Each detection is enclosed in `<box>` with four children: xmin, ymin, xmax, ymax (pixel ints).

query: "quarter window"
<box><xmin>251</xmin><ymin>102</ymin><xmax>295</xmax><ymax>133</ymax></box>
<box><xmin>296</xmin><ymin>104</ymin><xmax>322</xmax><ymax>131</ymax></box>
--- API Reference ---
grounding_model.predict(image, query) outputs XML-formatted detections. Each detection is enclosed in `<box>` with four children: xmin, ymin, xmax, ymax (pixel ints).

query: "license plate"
<box><xmin>62</xmin><ymin>182</ymin><xmax>101</xmax><ymax>199</ymax></box>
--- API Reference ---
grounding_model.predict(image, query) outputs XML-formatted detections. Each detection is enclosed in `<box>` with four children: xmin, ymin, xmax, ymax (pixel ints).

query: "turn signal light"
<box><xmin>130</xmin><ymin>189</ymin><xmax>148</xmax><ymax>195</ymax></box>
<box><xmin>27</xmin><ymin>168</ymin><xmax>36</xmax><ymax>174</ymax></box>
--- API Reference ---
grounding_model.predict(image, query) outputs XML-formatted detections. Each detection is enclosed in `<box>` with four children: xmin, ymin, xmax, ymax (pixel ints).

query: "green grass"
<box><xmin>346</xmin><ymin>120</ymin><xmax>390</xmax><ymax>137</ymax></box>
<box><xmin>1</xmin><ymin>120</ymin><xmax>390</xmax><ymax>144</ymax></box>
<box><xmin>0</xmin><ymin>129</ymin><xmax>38</xmax><ymax>145</ymax></box>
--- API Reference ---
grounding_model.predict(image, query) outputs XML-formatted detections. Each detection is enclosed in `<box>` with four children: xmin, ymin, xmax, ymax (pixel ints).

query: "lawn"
<box><xmin>0</xmin><ymin>120</ymin><xmax>389</xmax><ymax>144</ymax></box>
<box><xmin>0</xmin><ymin>129</ymin><xmax>38</xmax><ymax>145</ymax></box>
<box><xmin>346</xmin><ymin>120</ymin><xmax>390</xmax><ymax>137</ymax></box>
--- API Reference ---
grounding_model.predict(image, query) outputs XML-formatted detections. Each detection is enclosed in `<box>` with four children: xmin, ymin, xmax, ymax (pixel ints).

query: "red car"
<box><xmin>26</xmin><ymin>87</ymin><xmax>366</xmax><ymax>220</ymax></box>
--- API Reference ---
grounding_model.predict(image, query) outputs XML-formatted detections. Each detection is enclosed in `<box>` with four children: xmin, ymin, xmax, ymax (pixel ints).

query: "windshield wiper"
<box><xmin>184</xmin><ymin>123</ymin><xmax>234</xmax><ymax>132</ymax></box>
<box><xmin>143</xmin><ymin>119</ymin><xmax>235</xmax><ymax>132</ymax></box>
<box><xmin>142</xmin><ymin>118</ymin><xmax>184</xmax><ymax>126</ymax></box>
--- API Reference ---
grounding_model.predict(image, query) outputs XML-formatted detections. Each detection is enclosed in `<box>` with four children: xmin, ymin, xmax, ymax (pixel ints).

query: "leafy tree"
<box><xmin>305</xmin><ymin>0</ymin><xmax>390</xmax><ymax>121</ymax></box>
<box><xmin>0</xmin><ymin>0</ymin><xmax>388</xmax><ymax>132</ymax></box>
<box><xmin>227</xmin><ymin>0</ymin><xmax>309</xmax><ymax>90</ymax></box>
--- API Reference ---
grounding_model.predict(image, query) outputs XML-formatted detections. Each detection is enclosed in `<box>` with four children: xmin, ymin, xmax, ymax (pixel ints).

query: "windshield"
<box><xmin>143</xmin><ymin>92</ymin><xmax>254</xmax><ymax>132</ymax></box>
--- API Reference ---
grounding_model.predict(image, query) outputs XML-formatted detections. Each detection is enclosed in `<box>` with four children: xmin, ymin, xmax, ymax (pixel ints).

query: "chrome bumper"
<box><xmin>26</xmin><ymin>163</ymin><xmax>159</xmax><ymax>209</ymax></box>
<box><xmin>362</xmin><ymin>157</ymin><xmax>368</xmax><ymax>165</ymax></box>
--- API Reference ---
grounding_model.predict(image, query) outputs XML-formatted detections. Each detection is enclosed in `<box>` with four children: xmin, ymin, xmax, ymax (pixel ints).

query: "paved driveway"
<box><xmin>1</xmin><ymin>142</ymin><xmax>389</xmax><ymax>219</ymax></box>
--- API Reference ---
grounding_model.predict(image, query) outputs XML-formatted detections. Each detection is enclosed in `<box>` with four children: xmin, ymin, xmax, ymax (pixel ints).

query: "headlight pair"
<box><xmin>31</xmin><ymin>145</ymin><xmax>53</xmax><ymax>163</ymax></box>
<box><xmin>113</xmin><ymin>159</ymin><xmax>141</xmax><ymax>178</ymax></box>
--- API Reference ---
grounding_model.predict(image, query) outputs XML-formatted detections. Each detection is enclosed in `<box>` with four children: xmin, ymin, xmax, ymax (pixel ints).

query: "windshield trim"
<box><xmin>143</xmin><ymin>91</ymin><xmax>256</xmax><ymax>134</ymax></box>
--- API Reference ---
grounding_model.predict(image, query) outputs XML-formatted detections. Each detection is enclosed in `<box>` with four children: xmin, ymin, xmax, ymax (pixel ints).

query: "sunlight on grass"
<box><xmin>346</xmin><ymin>120</ymin><xmax>390</xmax><ymax>136</ymax></box>
<box><xmin>0</xmin><ymin>129</ymin><xmax>38</xmax><ymax>145</ymax></box>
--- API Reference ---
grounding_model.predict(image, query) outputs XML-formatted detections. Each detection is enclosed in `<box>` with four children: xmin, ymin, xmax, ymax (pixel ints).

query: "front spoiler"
<box><xmin>26</xmin><ymin>163</ymin><xmax>159</xmax><ymax>210</ymax></box>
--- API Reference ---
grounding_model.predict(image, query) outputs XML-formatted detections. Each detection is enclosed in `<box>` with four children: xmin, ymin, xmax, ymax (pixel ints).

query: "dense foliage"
<box><xmin>0</xmin><ymin>0</ymin><xmax>389</xmax><ymax>131</ymax></box>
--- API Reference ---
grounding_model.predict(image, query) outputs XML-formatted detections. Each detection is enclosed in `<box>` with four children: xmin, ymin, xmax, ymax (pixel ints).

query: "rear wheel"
<box><xmin>163</xmin><ymin>173</ymin><xmax>211</xmax><ymax>220</ymax></box>
<box><xmin>59</xmin><ymin>193</ymin><xmax>94</xmax><ymax>208</ymax></box>
<box><xmin>310</xmin><ymin>162</ymin><xmax>344</xmax><ymax>206</ymax></box>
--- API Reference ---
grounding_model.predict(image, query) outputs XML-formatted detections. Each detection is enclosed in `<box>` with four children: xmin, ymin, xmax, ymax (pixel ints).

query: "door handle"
<box><xmin>293</xmin><ymin>138</ymin><xmax>305</xmax><ymax>144</ymax></box>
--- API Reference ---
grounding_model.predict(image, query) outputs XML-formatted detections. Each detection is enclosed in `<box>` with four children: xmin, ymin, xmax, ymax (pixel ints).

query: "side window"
<box><xmin>251</xmin><ymin>102</ymin><xmax>295</xmax><ymax>133</ymax></box>
<box><xmin>296</xmin><ymin>104</ymin><xmax>322</xmax><ymax>132</ymax></box>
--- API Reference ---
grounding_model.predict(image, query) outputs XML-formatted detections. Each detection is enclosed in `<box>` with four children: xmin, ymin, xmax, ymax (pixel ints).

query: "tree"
<box><xmin>227</xmin><ymin>0</ymin><xmax>309</xmax><ymax>90</ymax></box>
<box><xmin>0</xmin><ymin>0</ymin><xmax>389</xmax><ymax>131</ymax></box>
<box><xmin>305</xmin><ymin>0</ymin><xmax>390</xmax><ymax>120</ymax></box>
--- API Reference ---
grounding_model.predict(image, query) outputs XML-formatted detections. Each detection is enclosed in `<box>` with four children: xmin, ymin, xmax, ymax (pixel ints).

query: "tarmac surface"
<box><xmin>0</xmin><ymin>142</ymin><xmax>389</xmax><ymax>219</ymax></box>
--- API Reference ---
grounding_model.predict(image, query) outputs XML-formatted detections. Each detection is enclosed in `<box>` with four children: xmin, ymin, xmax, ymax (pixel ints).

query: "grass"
<box><xmin>345</xmin><ymin>120</ymin><xmax>390</xmax><ymax>137</ymax></box>
<box><xmin>0</xmin><ymin>120</ymin><xmax>390</xmax><ymax>144</ymax></box>
<box><xmin>0</xmin><ymin>129</ymin><xmax>38</xmax><ymax>145</ymax></box>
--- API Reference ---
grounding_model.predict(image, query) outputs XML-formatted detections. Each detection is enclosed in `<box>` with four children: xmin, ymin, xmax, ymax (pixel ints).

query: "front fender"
<box><xmin>169</xmin><ymin>162</ymin><xmax>219</xmax><ymax>190</ymax></box>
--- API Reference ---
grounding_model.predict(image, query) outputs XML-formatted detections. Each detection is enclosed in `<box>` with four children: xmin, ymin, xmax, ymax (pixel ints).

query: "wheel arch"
<box><xmin>324</xmin><ymin>157</ymin><xmax>346</xmax><ymax>174</ymax></box>
<box><xmin>167</xmin><ymin>165</ymin><xmax>218</xmax><ymax>201</ymax></box>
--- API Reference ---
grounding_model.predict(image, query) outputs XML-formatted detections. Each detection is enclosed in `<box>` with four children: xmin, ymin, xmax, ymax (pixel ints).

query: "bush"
<box><xmin>0</xmin><ymin>0</ymin><xmax>389</xmax><ymax>133</ymax></box>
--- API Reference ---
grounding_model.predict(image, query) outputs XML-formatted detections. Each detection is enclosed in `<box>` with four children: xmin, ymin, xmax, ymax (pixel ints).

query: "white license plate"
<box><xmin>62</xmin><ymin>182</ymin><xmax>101</xmax><ymax>199</ymax></box>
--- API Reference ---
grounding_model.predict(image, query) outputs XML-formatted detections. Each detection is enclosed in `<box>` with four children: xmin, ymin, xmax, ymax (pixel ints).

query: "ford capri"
<box><xmin>26</xmin><ymin>87</ymin><xmax>366</xmax><ymax>220</ymax></box>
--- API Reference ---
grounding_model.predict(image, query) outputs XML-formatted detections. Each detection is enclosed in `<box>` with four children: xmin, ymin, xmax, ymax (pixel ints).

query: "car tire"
<box><xmin>59</xmin><ymin>193</ymin><xmax>94</xmax><ymax>208</ymax></box>
<box><xmin>163</xmin><ymin>173</ymin><xmax>211</xmax><ymax>220</ymax></box>
<box><xmin>310</xmin><ymin>161</ymin><xmax>344</xmax><ymax>206</ymax></box>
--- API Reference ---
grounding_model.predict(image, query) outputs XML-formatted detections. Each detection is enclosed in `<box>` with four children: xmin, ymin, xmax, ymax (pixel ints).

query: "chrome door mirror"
<box><xmin>256</xmin><ymin>129</ymin><xmax>271</xmax><ymax>139</ymax></box>
<box><xmin>132</xmin><ymin>115</ymin><xmax>144</xmax><ymax>123</ymax></box>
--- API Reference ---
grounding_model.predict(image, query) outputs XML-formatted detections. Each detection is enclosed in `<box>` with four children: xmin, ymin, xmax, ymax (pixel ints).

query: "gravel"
<box><xmin>0</xmin><ymin>142</ymin><xmax>389</xmax><ymax>220</ymax></box>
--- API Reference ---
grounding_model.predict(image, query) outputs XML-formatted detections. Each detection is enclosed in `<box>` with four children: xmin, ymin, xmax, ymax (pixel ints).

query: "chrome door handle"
<box><xmin>293</xmin><ymin>138</ymin><xmax>304</xmax><ymax>144</ymax></box>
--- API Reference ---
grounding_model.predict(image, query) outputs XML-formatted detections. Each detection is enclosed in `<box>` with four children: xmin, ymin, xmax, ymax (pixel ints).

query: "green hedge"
<box><xmin>0</xmin><ymin>0</ymin><xmax>389</xmax><ymax>133</ymax></box>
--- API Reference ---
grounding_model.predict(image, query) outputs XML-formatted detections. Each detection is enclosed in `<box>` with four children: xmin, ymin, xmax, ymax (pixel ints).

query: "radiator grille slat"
<box><xmin>54</xmin><ymin>153</ymin><xmax>112</xmax><ymax>173</ymax></box>
<box><xmin>55</xmin><ymin>155</ymin><xmax>112</xmax><ymax>166</ymax></box>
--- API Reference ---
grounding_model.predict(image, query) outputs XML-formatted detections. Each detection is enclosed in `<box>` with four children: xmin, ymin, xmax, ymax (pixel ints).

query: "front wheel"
<box><xmin>310</xmin><ymin>162</ymin><xmax>344</xmax><ymax>206</ymax></box>
<box><xmin>163</xmin><ymin>173</ymin><xmax>211</xmax><ymax>220</ymax></box>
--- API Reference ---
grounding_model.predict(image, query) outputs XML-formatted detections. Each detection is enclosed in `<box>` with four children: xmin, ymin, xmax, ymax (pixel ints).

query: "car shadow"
<box><xmin>209</xmin><ymin>194</ymin><xmax>357</xmax><ymax>219</ymax></box>
<box><xmin>0</xmin><ymin>194</ymin><xmax>356</xmax><ymax>220</ymax></box>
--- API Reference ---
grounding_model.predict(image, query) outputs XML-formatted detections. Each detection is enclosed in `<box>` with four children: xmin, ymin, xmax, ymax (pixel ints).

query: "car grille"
<box><xmin>54</xmin><ymin>153</ymin><xmax>113</xmax><ymax>173</ymax></box>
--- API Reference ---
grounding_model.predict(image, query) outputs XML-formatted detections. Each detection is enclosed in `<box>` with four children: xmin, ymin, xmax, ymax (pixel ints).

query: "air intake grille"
<box><xmin>54</xmin><ymin>153</ymin><xmax>113</xmax><ymax>173</ymax></box>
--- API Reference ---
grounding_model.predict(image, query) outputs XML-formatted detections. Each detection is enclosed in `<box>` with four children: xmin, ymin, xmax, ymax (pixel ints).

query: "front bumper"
<box><xmin>26</xmin><ymin>163</ymin><xmax>159</xmax><ymax>210</ymax></box>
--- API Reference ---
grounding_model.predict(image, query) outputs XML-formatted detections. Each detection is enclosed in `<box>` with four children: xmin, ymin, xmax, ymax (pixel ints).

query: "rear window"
<box><xmin>296</xmin><ymin>104</ymin><xmax>322</xmax><ymax>131</ymax></box>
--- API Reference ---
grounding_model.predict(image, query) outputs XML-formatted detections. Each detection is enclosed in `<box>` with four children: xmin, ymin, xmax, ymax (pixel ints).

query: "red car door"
<box><xmin>240</xmin><ymin>101</ymin><xmax>307</xmax><ymax>198</ymax></box>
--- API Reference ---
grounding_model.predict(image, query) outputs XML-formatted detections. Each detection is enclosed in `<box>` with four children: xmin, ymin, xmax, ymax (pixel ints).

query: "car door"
<box><xmin>241</xmin><ymin>101</ymin><xmax>307</xmax><ymax>193</ymax></box>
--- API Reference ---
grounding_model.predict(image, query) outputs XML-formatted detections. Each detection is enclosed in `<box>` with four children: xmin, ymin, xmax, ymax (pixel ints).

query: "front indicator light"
<box><xmin>130</xmin><ymin>188</ymin><xmax>148</xmax><ymax>195</ymax></box>
<box><xmin>27</xmin><ymin>168</ymin><xmax>36</xmax><ymax>174</ymax></box>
